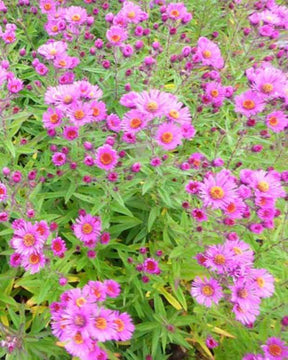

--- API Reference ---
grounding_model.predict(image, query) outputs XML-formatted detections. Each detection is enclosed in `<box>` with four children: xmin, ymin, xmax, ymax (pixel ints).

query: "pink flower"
<box><xmin>204</xmin><ymin>244</ymin><xmax>234</xmax><ymax>274</ymax></box>
<box><xmin>230</xmin><ymin>278</ymin><xmax>261</xmax><ymax>308</ymax></box>
<box><xmin>196</xmin><ymin>37</ymin><xmax>224</xmax><ymax>69</ymax></box>
<box><xmin>106</xmin><ymin>26</ymin><xmax>128</xmax><ymax>46</ymax></box>
<box><xmin>95</xmin><ymin>145</ymin><xmax>119</xmax><ymax>171</ymax></box>
<box><xmin>63</xmin><ymin>126</ymin><xmax>79</xmax><ymax>141</ymax></box>
<box><xmin>122</xmin><ymin>110</ymin><xmax>147</xmax><ymax>133</ymax></box>
<box><xmin>38</xmin><ymin>41</ymin><xmax>67</xmax><ymax>60</ymax></box>
<box><xmin>65</xmin><ymin>6</ymin><xmax>88</xmax><ymax>25</ymax></box>
<box><xmin>143</xmin><ymin>258</ymin><xmax>160</xmax><ymax>274</ymax></box>
<box><xmin>266</xmin><ymin>111</ymin><xmax>288</xmax><ymax>133</ymax></box>
<box><xmin>191</xmin><ymin>276</ymin><xmax>223</xmax><ymax>307</ymax></box>
<box><xmin>112</xmin><ymin>312</ymin><xmax>135</xmax><ymax>341</ymax></box>
<box><xmin>199</xmin><ymin>170</ymin><xmax>238</xmax><ymax>210</ymax></box>
<box><xmin>205</xmin><ymin>81</ymin><xmax>226</xmax><ymax>106</ymax></box>
<box><xmin>134</xmin><ymin>89</ymin><xmax>169</xmax><ymax>119</ymax></box>
<box><xmin>89</xmin><ymin>307</ymin><xmax>117</xmax><ymax>342</ymax></box>
<box><xmin>206</xmin><ymin>335</ymin><xmax>219</xmax><ymax>349</ymax></box>
<box><xmin>39</xmin><ymin>0</ymin><xmax>56</xmax><ymax>14</ymax></box>
<box><xmin>251</xmin><ymin>66</ymin><xmax>285</xmax><ymax>99</ymax></box>
<box><xmin>9</xmin><ymin>252</ymin><xmax>22</xmax><ymax>267</ymax></box>
<box><xmin>250</xmin><ymin>170</ymin><xmax>285</xmax><ymax>199</ymax></box>
<box><xmin>191</xmin><ymin>208</ymin><xmax>207</xmax><ymax>222</ymax></box>
<box><xmin>234</xmin><ymin>90</ymin><xmax>265</xmax><ymax>117</ymax></box>
<box><xmin>261</xmin><ymin>337</ymin><xmax>288</xmax><ymax>360</ymax></box>
<box><xmin>104</xmin><ymin>280</ymin><xmax>121</xmax><ymax>298</ymax></box>
<box><xmin>232</xmin><ymin>302</ymin><xmax>260</xmax><ymax>325</ymax></box>
<box><xmin>155</xmin><ymin>122</ymin><xmax>182</xmax><ymax>150</ymax></box>
<box><xmin>21</xmin><ymin>251</ymin><xmax>46</xmax><ymax>274</ymax></box>
<box><xmin>7</xmin><ymin>77</ymin><xmax>23</xmax><ymax>93</ymax></box>
<box><xmin>120</xmin><ymin>1</ymin><xmax>146</xmax><ymax>24</ymax></box>
<box><xmin>42</xmin><ymin>108</ymin><xmax>63</xmax><ymax>129</ymax></box>
<box><xmin>0</xmin><ymin>183</ymin><xmax>7</xmax><ymax>202</ymax></box>
<box><xmin>73</xmin><ymin>214</ymin><xmax>102</xmax><ymax>244</ymax></box>
<box><xmin>90</xmin><ymin>101</ymin><xmax>107</xmax><ymax>122</ymax></box>
<box><xmin>185</xmin><ymin>181</ymin><xmax>201</xmax><ymax>194</ymax></box>
<box><xmin>106</xmin><ymin>114</ymin><xmax>121</xmax><ymax>132</ymax></box>
<box><xmin>86</xmin><ymin>281</ymin><xmax>107</xmax><ymax>302</ymax></box>
<box><xmin>223</xmin><ymin>199</ymin><xmax>245</xmax><ymax>219</ymax></box>
<box><xmin>11</xmin><ymin>222</ymin><xmax>45</xmax><ymax>255</ymax></box>
<box><xmin>51</xmin><ymin>237</ymin><xmax>67</xmax><ymax>256</ymax></box>
<box><xmin>166</xmin><ymin>3</ymin><xmax>189</xmax><ymax>21</ymax></box>
<box><xmin>52</xmin><ymin>152</ymin><xmax>66</xmax><ymax>166</ymax></box>
<box><xmin>249</xmin><ymin>268</ymin><xmax>274</xmax><ymax>298</ymax></box>
<box><xmin>67</xmin><ymin>101</ymin><xmax>93</xmax><ymax>126</ymax></box>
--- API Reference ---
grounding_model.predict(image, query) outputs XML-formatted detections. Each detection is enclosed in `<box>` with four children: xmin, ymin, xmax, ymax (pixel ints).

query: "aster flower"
<box><xmin>52</xmin><ymin>152</ymin><xmax>66</xmax><ymax>167</ymax></box>
<box><xmin>11</xmin><ymin>222</ymin><xmax>45</xmax><ymax>255</ymax></box>
<box><xmin>251</xmin><ymin>66</ymin><xmax>285</xmax><ymax>99</ymax></box>
<box><xmin>65</xmin><ymin>6</ymin><xmax>88</xmax><ymax>25</ymax></box>
<box><xmin>143</xmin><ymin>258</ymin><xmax>160</xmax><ymax>274</ymax></box>
<box><xmin>266</xmin><ymin>111</ymin><xmax>288</xmax><ymax>133</ymax></box>
<box><xmin>223</xmin><ymin>199</ymin><xmax>246</xmax><ymax>219</ymax></box>
<box><xmin>38</xmin><ymin>41</ymin><xmax>67</xmax><ymax>60</ymax></box>
<box><xmin>261</xmin><ymin>337</ymin><xmax>288</xmax><ymax>360</ymax></box>
<box><xmin>42</xmin><ymin>108</ymin><xmax>63</xmax><ymax>129</ymax></box>
<box><xmin>230</xmin><ymin>278</ymin><xmax>261</xmax><ymax>308</ymax></box>
<box><xmin>249</xmin><ymin>268</ymin><xmax>275</xmax><ymax>298</ymax></box>
<box><xmin>155</xmin><ymin>122</ymin><xmax>182</xmax><ymax>150</ymax></box>
<box><xmin>63</xmin><ymin>126</ymin><xmax>79</xmax><ymax>141</ymax></box>
<box><xmin>234</xmin><ymin>90</ymin><xmax>265</xmax><ymax>117</ymax></box>
<box><xmin>165</xmin><ymin>100</ymin><xmax>192</xmax><ymax>125</ymax></box>
<box><xmin>120</xmin><ymin>1</ymin><xmax>145</xmax><ymax>24</ymax></box>
<box><xmin>205</xmin><ymin>82</ymin><xmax>226</xmax><ymax>106</ymax></box>
<box><xmin>106</xmin><ymin>26</ymin><xmax>128</xmax><ymax>46</ymax></box>
<box><xmin>106</xmin><ymin>114</ymin><xmax>122</xmax><ymax>132</ymax></box>
<box><xmin>67</xmin><ymin>101</ymin><xmax>93</xmax><ymax>126</ymax></box>
<box><xmin>86</xmin><ymin>281</ymin><xmax>107</xmax><ymax>302</ymax></box>
<box><xmin>90</xmin><ymin>101</ymin><xmax>107</xmax><ymax>122</ymax></box>
<box><xmin>134</xmin><ymin>89</ymin><xmax>169</xmax><ymax>119</ymax></box>
<box><xmin>89</xmin><ymin>307</ymin><xmax>117</xmax><ymax>342</ymax></box>
<box><xmin>191</xmin><ymin>276</ymin><xmax>223</xmax><ymax>307</ymax></box>
<box><xmin>104</xmin><ymin>280</ymin><xmax>121</xmax><ymax>298</ymax></box>
<box><xmin>250</xmin><ymin>170</ymin><xmax>285</xmax><ymax>199</ymax></box>
<box><xmin>95</xmin><ymin>144</ymin><xmax>119</xmax><ymax>171</ymax></box>
<box><xmin>191</xmin><ymin>208</ymin><xmax>207</xmax><ymax>222</ymax></box>
<box><xmin>112</xmin><ymin>311</ymin><xmax>135</xmax><ymax>341</ymax></box>
<box><xmin>225</xmin><ymin>239</ymin><xmax>254</xmax><ymax>269</ymax></box>
<box><xmin>51</xmin><ymin>237</ymin><xmax>67</xmax><ymax>256</ymax></box>
<box><xmin>39</xmin><ymin>0</ymin><xmax>56</xmax><ymax>14</ymax></box>
<box><xmin>199</xmin><ymin>170</ymin><xmax>238</xmax><ymax>210</ymax></box>
<box><xmin>196</xmin><ymin>37</ymin><xmax>224</xmax><ymax>69</ymax></box>
<box><xmin>21</xmin><ymin>251</ymin><xmax>46</xmax><ymax>274</ymax></box>
<box><xmin>185</xmin><ymin>181</ymin><xmax>201</xmax><ymax>194</ymax></box>
<box><xmin>75</xmin><ymin>81</ymin><xmax>103</xmax><ymax>100</ymax></box>
<box><xmin>73</xmin><ymin>214</ymin><xmax>102</xmax><ymax>244</ymax></box>
<box><xmin>0</xmin><ymin>183</ymin><xmax>7</xmax><ymax>202</ymax></box>
<box><xmin>64</xmin><ymin>331</ymin><xmax>92</xmax><ymax>359</ymax></box>
<box><xmin>232</xmin><ymin>302</ymin><xmax>260</xmax><ymax>325</ymax></box>
<box><xmin>122</xmin><ymin>110</ymin><xmax>147</xmax><ymax>133</ymax></box>
<box><xmin>166</xmin><ymin>3</ymin><xmax>189</xmax><ymax>21</ymax></box>
<box><xmin>119</xmin><ymin>91</ymin><xmax>138</xmax><ymax>108</ymax></box>
<box><xmin>204</xmin><ymin>244</ymin><xmax>234</xmax><ymax>274</ymax></box>
<box><xmin>9</xmin><ymin>252</ymin><xmax>22</xmax><ymax>267</ymax></box>
<box><xmin>242</xmin><ymin>354</ymin><xmax>265</xmax><ymax>360</ymax></box>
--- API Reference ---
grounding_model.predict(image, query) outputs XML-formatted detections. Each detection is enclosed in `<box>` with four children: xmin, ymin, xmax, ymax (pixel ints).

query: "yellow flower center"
<box><xmin>146</xmin><ymin>101</ymin><xmax>158</xmax><ymax>112</ymax></box>
<box><xmin>51</xmin><ymin>25</ymin><xmax>59</xmax><ymax>32</ymax></box>
<box><xmin>58</xmin><ymin>60</ymin><xmax>66</xmax><ymax>67</ymax></box>
<box><xmin>74</xmin><ymin>110</ymin><xmax>85</xmax><ymax>120</ymax></box>
<box><xmin>95</xmin><ymin>317</ymin><xmax>107</xmax><ymax>330</ymax></box>
<box><xmin>72</xmin><ymin>14</ymin><xmax>81</xmax><ymax>22</ymax></box>
<box><xmin>214</xmin><ymin>254</ymin><xmax>226</xmax><ymax>265</ymax></box>
<box><xmin>64</xmin><ymin>95</ymin><xmax>73</xmax><ymax>104</ymax></box>
<box><xmin>256</xmin><ymin>277</ymin><xmax>265</xmax><ymax>288</ymax></box>
<box><xmin>201</xmin><ymin>285</ymin><xmax>214</xmax><ymax>296</ymax></box>
<box><xmin>114</xmin><ymin>319</ymin><xmax>125</xmax><ymax>332</ymax></box>
<box><xmin>257</xmin><ymin>181</ymin><xmax>269</xmax><ymax>193</ymax></box>
<box><xmin>81</xmin><ymin>223</ymin><xmax>93</xmax><ymax>234</ymax></box>
<box><xmin>49</xmin><ymin>49</ymin><xmax>57</xmax><ymax>55</ymax></box>
<box><xmin>73</xmin><ymin>332</ymin><xmax>84</xmax><ymax>344</ymax></box>
<box><xmin>127</xmin><ymin>11</ymin><xmax>136</xmax><ymax>19</ymax></box>
<box><xmin>169</xmin><ymin>110</ymin><xmax>180</xmax><ymax>119</ymax></box>
<box><xmin>111</xmin><ymin>34</ymin><xmax>121</xmax><ymax>42</ymax></box>
<box><xmin>23</xmin><ymin>233</ymin><xmax>36</xmax><ymax>247</ymax></box>
<box><xmin>202</xmin><ymin>50</ymin><xmax>212</xmax><ymax>59</ymax></box>
<box><xmin>268</xmin><ymin>116</ymin><xmax>278</xmax><ymax>126</ymax></box>
<box><xmin>233</xmin><ymin>247</ymin><xmax>242</xmax><ymax>255</ymax></box>
<box><xmin>170</xmin><ymin>9</ymin><xmax>180</xmax><ymax>17</ymax></box>
<box><xmin>76</xmin><ymin>297</ymin><xmax>86</xmax><ymax>307</ymax></box>
<box><xmin>209</xmin><ymin>186</ymin><xmax>225</xmax><ymax>200</ymax></box>
<box><xmin>261</xmin><ymin>83</ymin><xmax>273</xmax><ymax>94</ymax></box>
<box><xmin>211</xmin><ymin>89</ymin><xmax>219</xmax><ymax>98</ymax></box>
<box><xmin>29</xmin><ymin>254</ymin><xmax>40</xmax><ymax>264</ymax></box>
<box><xmin>130</xmin><ymin>118</ymin><xmax>142</xmax><ymax>128</ymax></box>
<box><xmin>50</xmin><ymin>113</ymin><xmax>59</xmax><ymax>124</ymax></box>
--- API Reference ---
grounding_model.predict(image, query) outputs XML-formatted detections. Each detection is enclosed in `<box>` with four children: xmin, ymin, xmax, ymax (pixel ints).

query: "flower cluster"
<box><xmin>9</xmin><ymin>219</ymin><xmax>50</xmax><ymax>274</ymax></box>
<box><xmin>0</xmin><ymin>23</ymin><xmax>16</xmax><ymax>44</ymax></box>
<box><xmin>50</xmin><ymin>281</ymin><xmax>134</xmax><ymax>360</ymax></box>
<box><xmin>243</xmin><ymin>337</ymin><xmax>288</xmax><ymax>360</ymax></box>
<box><xmin>191</xmin><ymin>235</ymin><xmax>275</xmax><ymax>326</ymax></box>
<box><xmin>0</xmin><ymin>61</ymin><xmax>23</xmax><ymax>94</ymax></box>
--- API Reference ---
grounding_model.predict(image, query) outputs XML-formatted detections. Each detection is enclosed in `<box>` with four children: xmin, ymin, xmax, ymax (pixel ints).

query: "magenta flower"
<box><xmin>65</xmin><ymin>6</ymin><xmax>88</xmax><ymax>25</ymax></box>
<box><xmin>204</xmin><ymin>244</ymin><xmax>234</xmax><ymax>274</ymax></box>
<box><xmin>38</xmin><ymin>40</ymin><xmax>67</xmax><ymax>60</ymax></box>
<box><xmin>266</xmin><ymin>111</ymin><xmax>288</xmax><ymax>133</ymax></box>
<box><xmin>86</xmin><ymin>281</ymin><xmax>107</xmax><ymax>302</ymax></box>
<box><xmin>199</xmin><ymin>170</ymin><xmax>237</xmax><ymax>210</ymax></box>
<box><xmin>73</xmin><ymin>214</ymin><xmax>102</xmax><ymax>244</ymax></box>
<box><xmin>95</xmin><ymin>144</ymin><xmax>119</xmax><ymax>171</ymax></box>
<box><xmin>250</xmin><ymin>268</ymin><xmax>275</xmax><ymax>298</ymax></box>
<box><xmin>134</xmin><ymin>89</ymin><xmax>169</xmax><ymax>119</ymax></box>
<box><xmin>63</xmin><ymin>126</ymin><xmax>79</xmax><ymax>141</ymax></box>
<box><xmin>52</xmin><ymin>152</ymin><xmax>67</xmax><ymax>167</ymax></box>
<box><xmin>21</xmin><ymin>251</ymin><xmax>46</xmax><ymax>274</ymax></box>
<box><xmin>143</xmin><ymin>258</ymin><xmax>160</xmax><ymax>274</ymax></box>
<box><xmin>106</xmin><ymin>114</ymin><xmax>122</xmax><ymax>132</ymax></box>
<box><xmin>106</xmin><ymin>26</ymin><xmax>128</xmax><ymax>46</ymax></box>
<box><xmin>191</xmin><ymin>276</ymin><xmax>223</xmax><ymax>307</ymax></box>
<box><xmin>261</xmin><ymin>337</ymin><xmax>288</xmax><ymax>360</ymax></box>
<box><xmin>196</xmin><ymin>37</ymin><xmax>224</xmax><ymax>69</ymax></box>
<box><xmin>166</xmin><ymin>3</ymin><xmax>189</xmax><ymax>21</ymax></box>
<box><xmin>0</xmin><ymin>183</ymin><xmax>7</xmax><ymax>202</ymax></box>
<box><xmin>42</xmin><ymin>108</ymin><xmax>63</xmax><ymax>129</ymax></box>
<box><xmin>230</xmin><ymin>278</ymin><xmax>261</xmax><ymax>308</ymax></box>
<box><xmin>51</xmin><ymin>237</ymin><xmax>67</xmax><ymax>257</ymax></box>
<box><xmin>90</xmin><ymin>101</ymin><xmax>107</xmax><ymax>122</ymax></box>
<box><xmin>67</xmin><ymin>101</ymin><xmax>93</xmax><ymax>126</ymax></box>
<box><xmin>155</xmin><ymin>122</ymin><xmax>182</xmax><ymax>150</ymax></box>
<box><xmin>112</xmin><ymin>311</ymin><xmax>135</xmax><ymax>341</ymax></box>
<box><xmin>252</xmin><ymin>66</ymin><xmax>285</xmax><ymax>99</ymax></box>
<box><xmin>104</xmin><ymin>280</ymin><xmax>121</xmax><ymax>298</ymax></box>
<box><xmin>234</xmin><ymin>90</ymin><xmax>265</xmax><ymax>117</ymax></box>
<box><xmin>89</xmin><ymin>307</ymin><xmax>117</xmax><ymax>342</ymax></box>
<box><xmin>122</xmin><ymin>110</ymin><xmax>147</xmax><ymax>133</ymax></box>
<box><xmin>11</xmin><ymin>222</ymin><xmax>45</xmax><ymax>255</ymax></box>
<box><xmin>232</xmin><ymin>302</ymin><xmax>260</xmax><ymax>325</ymax></box>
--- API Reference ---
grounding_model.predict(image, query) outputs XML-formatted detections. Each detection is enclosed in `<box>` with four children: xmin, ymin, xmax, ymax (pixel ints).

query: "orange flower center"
<box><xmin>50</xmin><ymin>113</ymin><xmax>59</xmax><ymax>124</ymax></box>
<box><xmin>36</xmin><ymin>224</ymin><xmax>46</xmax><ymax>236</ymax></box>
<box><xmin>130</xmin><ymin>118</ymin><xmax>142</xmax><ymax>128</ymax></box>
<box><xmin>95</xmin><ymin>317</ymin><xmax>107</xmax><ymax>330</ymax></box>
<box><xmin>202</xmin><ymin>50</ymin><xmax>212</xmax><ymax>59</ymax></box>
<box><xmin>0</xmin><ymin>188</ymin><xmax>5</xmax><ymax>195</ymax></box>
<box><xmin>127</xmin><ymin>11</ymin><xmax>136</xmax><ymax>19</ymax></box>
<box><xmin>64</xmin><ymin>95</ymin><xmax>73</xmax><ymax>104</ymax></box>
<box><xmin>146</xmin><ymin>101</ymin><xmax>158</xmax><ymax>112</ymax></box>
<box><xmin>6</xmin><ymin>36</ymin><xmax>13</xmax><ymax>43</ymax></box>
<box><xmin>114</xmin><ymin>319</ymin><xmax>125</xmax><ymax>332</ymax></box>
<box><xmin>211</xmin><ymin>89</ymin><xmax>219</xmax><ymax>98</ymax></box>
<box><xmin>257</xmin><ymin>181</ymin><xmax>269</xmax><ymax>193</ymax></box>
<box><xmin>74</xmin><ymin>110</ymin><xmax>85</xmax><ymax>120</ymax></box>
<box><xmin>52</xmin><ymin>241</ymin><xmax>62</xmax><ymax>252</ymax></box>
<box><xmin>242</xmin><ymin>99</ymin><xmax>255</xmax><ymax>110</ymax></box>
<box><xmin>52</xmin><ymin>25</ymin><xmax>59</xmax><ymax>32</ymax></box>
<box><xmin>100</xmin><ymin>153</ymin><xmax>113</xmax><ymax>165</ymax></box>
<box><xmin>268</xmin><ymin>116</ymin><xmax>278</xmax><ymax>126</ymax></box>
<box><xmin>161</xmin><ymin>131</ymin><xmax>173</xmax><ymax>144</ymax></box>
<box><xmin>93</xmin><ymin>107</ymin><xmax>100</xmax><ymax>116</ymax></box>
<box><xmin>29</xmin><ymin>254</ymin><xmax>40</xmax><ymax>264</ymax></box>
<box><xmin>72</xmin><ymin>14</ymin><xmax>81</xmax><ymax>22</ymax></box>
<box><xmin>238</xmin><ymin>289</ymin><xmax>248</xmax><ymax>299</ymax></box>
<box><xmin>76</xmin><ymin>297</ymin><xmax>86</xmax><ymax>307</ymax></box>
<box><xmin>23</xmin><ymin>233</ymin><xmax>36</xmax><ymax>247</ymax></box>
<box><xmin>170</xmin><ymin>9</ymin><xmax>180</xmax><ymax>17</ymax></box>
<box><xmin>201</xmin><ymin>285</ymin><xmax>214</xmax><ymax>296</ymax></box>
<box><xmin>74</xmin><ymin>315</ymin><xmax>86</xmax><ymax>327</ymax></box>
<box><xmin>256</xmin><ymin>277</ymin><xmax>265</xmax><ymax>288</ymax></box>
<box><xmin>73</xmin><ymin>332</ymin><xmax>84</xmax><ymax>344</ymax></box>
<box><xmin>146</xmin><ymin>261</ymin><xmax>156</xmax><ymax>271</ymax></box>
<box><xmin>81</xmin><ymin>223</ymin><xmax>93</xmax><ymax>234</ymax></box>
<box><xmin>209</xmin><ymin>186</ymin><xmax>225</xmax><ymax>200</ymax></box>
<box><xmin>227</xmin><ymin>202</ymin><xmax>236</xmax><ymax>213</ymax></box>
<box><xmin>261</xmin><ymin>83</ymin><xmax>273</xmax><ymax>94</ymax></box>
<box><xmin>169</xmin><ymin>110</ymin><xmax>180</xmax><ymax>119</ymax></box>
<box><xmin>49</xmin><ymin>49</ymin><xmax>57</xmax><ymax>55</ymax></box>
<box><xmin>268</xmin><ymin>344</ymin><xmax>282</xmax><ymax>357</ymax></box>
<box><xmin>233</xmin><ymin>247</ymin><xmax>242</xmax><ymax>255</ymax></box>
<box><xmin>111</xmin><ymin>34</ymin><xmax>121</xmax><ymax>42</ymax></box>
<box><xmin>44</xmin><ymin>3</ymin><xmax>52</xmax><ymax>10</ymax></box>
<box><xmin>58</xmin><ymin>60</ymin><xmax>66</xmax><ymax>67</ymax></box>
<box><xmin>214</xmin><ymin>254</ymin><xmax>226</xmax><ymax>265</ymax></box>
